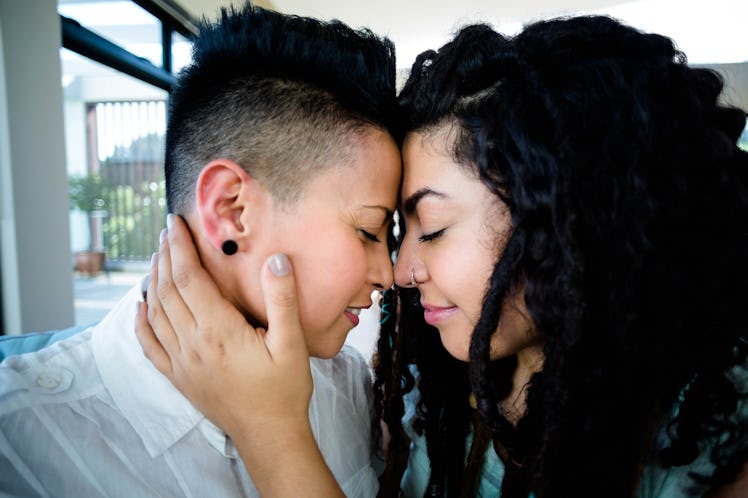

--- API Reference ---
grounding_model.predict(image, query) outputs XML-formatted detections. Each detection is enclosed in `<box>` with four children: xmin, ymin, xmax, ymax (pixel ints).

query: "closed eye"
<box><xmin>418</xmin><ymin>228</ymin><xmax>445</xmax><ymax>243</ymax></box>
<box><xmin>359</xmin><ymin>229</ymin><xmax>381</xmax><ymax>243</ymax></box>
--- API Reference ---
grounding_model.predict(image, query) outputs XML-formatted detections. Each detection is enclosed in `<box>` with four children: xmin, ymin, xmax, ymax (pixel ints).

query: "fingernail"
<box><xmin>166</xmin><ymin>213</ymin><xmax>175</xmax><ymax>229</ymax></box>
<box><xmin>268</xmin><ymin>253</ymin><xmax>289</xmax><ymax>276</ymax></box>
<box><xmin>141</xmin><ymin>274</ymin><xmax>151</xmax><ymax>297</ymax></box>
<box><xmin>150</xmin><ymin>252</ymin><xmax>157</xmax><ymax>266</ymax></box>
<box><xmin>159</xmin><ymin>228</ymin><xmax>167</xmax><ymax>245</ymax></box>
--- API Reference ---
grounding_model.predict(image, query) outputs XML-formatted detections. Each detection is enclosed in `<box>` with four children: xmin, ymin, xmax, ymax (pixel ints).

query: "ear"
<box><xmin>195</xmin><ymin>159</ymin><xmax>262</xmax><ymax>254</ymax></box>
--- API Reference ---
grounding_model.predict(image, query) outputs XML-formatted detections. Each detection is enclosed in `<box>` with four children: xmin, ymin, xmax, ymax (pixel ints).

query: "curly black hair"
<box><xmin>374</xmin><ymin>15</ymin><xmax>748</xmax><ymax>498</ymax></box>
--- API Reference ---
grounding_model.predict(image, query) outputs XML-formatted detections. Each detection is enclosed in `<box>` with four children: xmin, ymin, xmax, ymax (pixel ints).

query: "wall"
<box><xmin>710</xmin><ymin>62</ymin><xmax>748</xmax><ymax>111</ymax></box>
<box><xmin>0</xmin><ymin>0</ymin><xmax>74</xmax><ymax>333</ymax></box>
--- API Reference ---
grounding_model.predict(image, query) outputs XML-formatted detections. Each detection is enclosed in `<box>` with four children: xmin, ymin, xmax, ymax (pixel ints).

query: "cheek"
<box><xmin>321</xmin><ymin>240</ymin><xmax>369</xmax><ymax>291</ymax></box>
<box><xmin>440</xmin><ymin>245</ymin><xmax>494</xmax><ymax>318</ymax></box>
<box><xmin>295</xmin><ymin>239</ymin><xmax>367</xmax><ymax>315</ymax></box>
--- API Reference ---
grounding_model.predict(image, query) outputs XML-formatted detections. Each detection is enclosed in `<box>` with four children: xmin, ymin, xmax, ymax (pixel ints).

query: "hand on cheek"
<box><xmin>134</xmin><ymin>214</ymin><xmax>314</xmax><ymax>438</ymax></box>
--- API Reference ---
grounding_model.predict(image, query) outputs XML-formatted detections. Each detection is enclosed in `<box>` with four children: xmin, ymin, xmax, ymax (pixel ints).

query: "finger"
<box><xmin>165</xmin><ymin>215</ymin><xmax>232</xmax><ymax>322</ymax></box>
<box><xmin>135</xmin><ymin>301</ymin><xmax>174</xmax><ymax>378</ymax></box>
<box><xmin>147</xmin><ymin>245</ymin><xmax>182</xmax><ymax>355</ymax></box>
<box><xmin>261</xmin><ymin>253</ymin><xmax>308</xmax><ymax>358</ymax></box>
<box><xmin>155</xmin><ymin>222</ymin><xmax>197</xmax><ymax>350</ymax></box>
<box><xmin>165</xmin><ymin>214</ymin><xmax>248</xmax><ymax>345</ymax></box>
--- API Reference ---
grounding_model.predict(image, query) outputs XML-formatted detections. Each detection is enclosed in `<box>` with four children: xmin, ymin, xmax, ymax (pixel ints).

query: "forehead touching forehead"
<box><xmin>167</xmin><ymin>77</ymin><xmax>383</xmax><ymax>213</ymax></box>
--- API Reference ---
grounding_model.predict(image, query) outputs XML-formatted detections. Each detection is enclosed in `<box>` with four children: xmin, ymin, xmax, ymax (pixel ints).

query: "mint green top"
<box><xmin>399</xmin><ymin>382</ymin><xmax>503</xmax><ymax>497</ymax></box>
<box><xmin>400</xmin><ymin>364</ymin><xmax>747</xmax><ymax>498</ymax></box>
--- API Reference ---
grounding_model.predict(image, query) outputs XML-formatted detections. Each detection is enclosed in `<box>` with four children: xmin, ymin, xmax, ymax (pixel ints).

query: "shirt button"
<box><xmin>36</xmin><ymin>373</ymin><xmax>61</xmax><ymax>390</ymax></box>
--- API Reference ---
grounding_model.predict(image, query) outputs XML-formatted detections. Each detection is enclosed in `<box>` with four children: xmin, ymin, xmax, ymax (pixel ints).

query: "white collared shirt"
<box><xmin>0</xmin><ymin>282</ymin><xmax>378</xmax><ymax>497</ymax></box>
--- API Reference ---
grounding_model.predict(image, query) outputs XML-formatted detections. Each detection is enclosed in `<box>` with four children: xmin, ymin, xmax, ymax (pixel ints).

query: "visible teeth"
<box><xmin>346</xmin><ymin>307</ymin><xmax>361</xmax><ymax>316</ymax></box>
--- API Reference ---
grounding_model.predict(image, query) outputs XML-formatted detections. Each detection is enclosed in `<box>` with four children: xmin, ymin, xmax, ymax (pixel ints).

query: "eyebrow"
<box><xmin>361</xmin><ymin>205</ymin><xmax>394</xmax><ymax>224</ymax></box>
<box><xmin>402</xmin><ymin>188</ymin><xmax>446</xmax><ymax>215</ymax></box>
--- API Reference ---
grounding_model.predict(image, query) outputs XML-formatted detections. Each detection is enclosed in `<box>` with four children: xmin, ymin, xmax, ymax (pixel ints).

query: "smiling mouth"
<box><xmin>345</xmin><ymin>307</ymin><xmax>362</xmax><ymax>316</ymax></box>
<box><xmin>422</xmin><ymin>304</ymin><xmax>459</xmax><ymax>326</ymax></box>
<box><xmin>344</xmin><ymin>306</ymin><xmax>367</xmax><ymax>326</ymax></box>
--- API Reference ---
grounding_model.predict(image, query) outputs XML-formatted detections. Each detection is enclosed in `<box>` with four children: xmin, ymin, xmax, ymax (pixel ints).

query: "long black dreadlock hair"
<box><xmin>374</xmin><ymin>15</ymin><xmax>748</xmax><ymax>498</ymax></box>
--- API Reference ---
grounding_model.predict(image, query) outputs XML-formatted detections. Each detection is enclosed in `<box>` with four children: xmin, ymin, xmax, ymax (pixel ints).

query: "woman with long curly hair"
<box><xmin>137</xmin><ymin>15</ymin><xmax>748</xmax><ymax>498</ymax></box>
<box><xmin>375</xmin><ymin>16</ymin><xmax>748</xmax><ymax>497</ymax></box>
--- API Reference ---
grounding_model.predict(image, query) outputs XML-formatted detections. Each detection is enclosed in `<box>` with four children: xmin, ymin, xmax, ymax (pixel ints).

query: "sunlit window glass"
<box><xmin>58</xmin><ymin>0</ymin><xmax>163</xmax><ymax>68</ymax></box>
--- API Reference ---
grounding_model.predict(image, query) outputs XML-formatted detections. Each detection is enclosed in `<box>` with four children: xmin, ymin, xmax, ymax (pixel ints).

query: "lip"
<box><xmin>344</xmin><ymin>304</ymin><xmax>371</xmax><ymax>327</ymax></box>
<box><xmin>421</xmin><ymin>303</ymin><xmax>459</xmax><ymax>326</ymax></box>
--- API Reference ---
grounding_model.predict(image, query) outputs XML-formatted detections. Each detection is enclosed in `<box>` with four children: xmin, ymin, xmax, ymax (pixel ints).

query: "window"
<box><xmin>58</xmin><ymin>0</ymin><xmax>195</xmax><ymax>325</ymax></box>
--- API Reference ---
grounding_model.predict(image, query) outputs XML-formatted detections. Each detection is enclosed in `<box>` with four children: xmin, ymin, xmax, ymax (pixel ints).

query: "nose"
<box><xmin>393</xmin><ymin>230</ymin><xmax>415</xmax><ymax>288</ymax></box>
<box><xmin>369</xmin><ymin>241</ymin><xmax>394</xmax><ymax>291</ymax></box>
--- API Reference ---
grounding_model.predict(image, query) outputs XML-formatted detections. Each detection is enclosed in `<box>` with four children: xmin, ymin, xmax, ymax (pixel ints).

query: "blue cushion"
<box><xmin>0</xmin><ymin>324</ymin><xmax>94</xmax><ymax>362</ymax></box>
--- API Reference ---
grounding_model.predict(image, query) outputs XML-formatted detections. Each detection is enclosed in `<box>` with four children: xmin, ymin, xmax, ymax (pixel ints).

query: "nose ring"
<box><xmin>410</xmin><ymin>267</ymin><xmax>416</xmax><ymax>287</ymax></box>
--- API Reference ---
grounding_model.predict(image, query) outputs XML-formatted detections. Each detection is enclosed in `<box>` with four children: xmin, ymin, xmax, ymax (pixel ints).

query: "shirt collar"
<box><xmin>91</xmin><ymin>279</ymin><xmax>233</xmax><ymax>458</ymax></box>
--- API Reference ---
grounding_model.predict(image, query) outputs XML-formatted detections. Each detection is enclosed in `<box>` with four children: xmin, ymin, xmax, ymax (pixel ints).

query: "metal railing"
<box><xmin>89</xmin><ymin>100</ymin><xmax>167</xmax><ymax>263</ymax></box>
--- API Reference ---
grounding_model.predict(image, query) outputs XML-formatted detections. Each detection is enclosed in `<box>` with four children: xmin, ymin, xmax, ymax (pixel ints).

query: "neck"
<box><xmin>502</xmin><ymin>340</ymin><xmax>545</xmax><ymax>425</ymax></box>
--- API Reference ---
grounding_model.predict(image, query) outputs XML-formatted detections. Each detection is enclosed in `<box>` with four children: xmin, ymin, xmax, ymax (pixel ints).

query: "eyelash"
<box><xmin>359</xmin><ymin>229</ymin><xmax>381</xmax><ymax>243</ymax></box>
<box><xmin>418</xmin><ymin>228</ymin><xmax>445</xmax><ymax>243</ymax></box>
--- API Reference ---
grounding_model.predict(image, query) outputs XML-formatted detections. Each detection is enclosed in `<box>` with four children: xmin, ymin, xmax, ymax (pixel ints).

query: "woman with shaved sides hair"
<box><xmin>0</xmin><ymin>2</ymin><xmax>399</xmax><ymax>497</ymax></box>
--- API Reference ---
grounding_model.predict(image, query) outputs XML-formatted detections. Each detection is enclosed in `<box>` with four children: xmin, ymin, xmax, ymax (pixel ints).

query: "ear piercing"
<box><xmin>222</xmin><ymin>240</ymin><xmax>238</xmax><ymax>255</ymax></box>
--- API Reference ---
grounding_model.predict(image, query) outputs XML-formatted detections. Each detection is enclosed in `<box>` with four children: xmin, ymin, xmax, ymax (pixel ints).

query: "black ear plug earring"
<box><xmin>222</xmin><ymin>240</ymin><xmax>238</xmax><ymax>255</ymax></box>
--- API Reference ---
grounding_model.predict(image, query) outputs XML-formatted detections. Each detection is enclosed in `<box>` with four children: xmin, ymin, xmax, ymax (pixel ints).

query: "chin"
<box><xmin>438</xmin><ymin>330</ymin><xmax>470</xmax><ymax>362</ymax></box>
<box><xmin>308</xmin><ymin>336</ymin><xmax>348</xmax><ymax>359</ymax></box>
<box><xmin>309</xmin><ymin>349</ymin><xmax>338</xmax><ymax>360</ymax></box>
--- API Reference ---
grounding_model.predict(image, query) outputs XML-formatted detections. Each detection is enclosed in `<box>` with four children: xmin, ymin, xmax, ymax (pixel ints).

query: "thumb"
<box><xmin>261</xmin><ymin>253</ymin><xmax>308</xmax><ymax>357</ymax></box>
